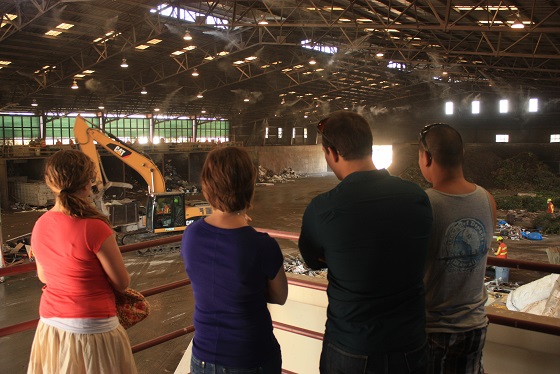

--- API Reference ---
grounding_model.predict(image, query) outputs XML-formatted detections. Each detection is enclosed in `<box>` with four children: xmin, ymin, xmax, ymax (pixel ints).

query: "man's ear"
<box><xmin>420</xmin><ymin>150</ymin><xmax>432</xmax><ymax>167</ymax></box>
<box><xmin>329</xmin><ymin>147</ymin><xmax>340</xmax><ymax>162</ymax></box>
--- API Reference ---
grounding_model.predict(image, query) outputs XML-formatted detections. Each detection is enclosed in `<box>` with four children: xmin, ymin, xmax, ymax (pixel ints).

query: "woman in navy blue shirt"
<box><xmin>181</xmin><ymin>147</ymin><xmax>288</xmax><ymax>373</ymax></box>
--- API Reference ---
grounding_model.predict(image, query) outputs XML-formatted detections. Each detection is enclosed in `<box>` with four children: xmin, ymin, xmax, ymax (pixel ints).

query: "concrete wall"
<box><xmin>246</xmin><ymin>145</ymin><xmax>327</xmax><ymax>175</ymax></box>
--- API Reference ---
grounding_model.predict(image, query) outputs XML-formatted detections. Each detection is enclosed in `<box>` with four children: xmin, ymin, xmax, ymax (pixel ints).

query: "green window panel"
<box><xmin>154</xmin><ymin>118</ymin><xmax>194</xmax><ymax>142</ymax></box>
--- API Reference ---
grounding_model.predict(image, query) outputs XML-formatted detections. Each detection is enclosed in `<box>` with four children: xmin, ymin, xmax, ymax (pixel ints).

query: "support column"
<box><xmin>0</xmin><ymin>159</ymin><xmax>9</xmax><ymax>210</ymax></box>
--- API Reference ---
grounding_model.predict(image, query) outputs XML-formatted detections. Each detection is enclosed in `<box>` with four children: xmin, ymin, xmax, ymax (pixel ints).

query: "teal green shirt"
<box><xmin>299</xmin><ymin>170</ymin><xmax>432</xmax><ymax>354</ymax></box>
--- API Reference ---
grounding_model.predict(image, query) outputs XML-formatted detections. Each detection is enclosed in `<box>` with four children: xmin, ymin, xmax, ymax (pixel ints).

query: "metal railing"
<box><xmin>1</xmin><ymin>228</ymin><xmax>560</xmax><ymax>351</ymax></box>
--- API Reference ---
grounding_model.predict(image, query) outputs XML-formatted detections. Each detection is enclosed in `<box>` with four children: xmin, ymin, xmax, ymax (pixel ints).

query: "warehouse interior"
<box><xmin>1</xmin><ymin>2</ymin><xmax>560</xmax><ymax>373</ymax></box>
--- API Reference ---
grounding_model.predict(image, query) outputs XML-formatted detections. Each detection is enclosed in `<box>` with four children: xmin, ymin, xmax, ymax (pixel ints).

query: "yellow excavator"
<box><xmin>73</xmin><ymin>115</ymin><xmax>211</xmax><ymax>234</ymax></box>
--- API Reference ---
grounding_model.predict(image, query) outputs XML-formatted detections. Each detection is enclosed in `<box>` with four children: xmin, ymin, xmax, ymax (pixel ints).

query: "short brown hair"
<box><xmin>318</xmin><ymin>111</ymin><xmax>373</xmax><ymax>160</ymax></box>
<box><xmin>201</xmin><ymin>147</ymin><xmax>256</xmax><ymax>213</ymax></box>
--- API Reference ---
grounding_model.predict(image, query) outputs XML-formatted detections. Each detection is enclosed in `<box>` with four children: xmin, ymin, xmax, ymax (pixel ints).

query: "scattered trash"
<box><xmin>258</xmin><ymin>166</ymin><xmax>304</xmax><ymax>184</ymax></box>
<box><xmin>283</xmin><ymin>254</ymin><xmax>327</xmax><ymax>278</ymax></box>
<box><xmin>497</xmin><ymin>220</ymin><xmax>523</xmax><ymax>240</ymax></box>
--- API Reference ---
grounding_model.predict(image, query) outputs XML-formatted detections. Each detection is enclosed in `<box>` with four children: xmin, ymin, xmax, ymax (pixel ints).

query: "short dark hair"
<box><xmin>318</xmin><ymin>111</ymin><xmax>373</xmax><ymax>160</ymax></box>
<box><xmin>201</xmin><ymin>147</ymin><xmax>256</xmax><ymax>213</ymax></box>
<box><xmin>418</xmin><ymin>123</ymin><xmax>464</xmax><ymax>169</ymax></box>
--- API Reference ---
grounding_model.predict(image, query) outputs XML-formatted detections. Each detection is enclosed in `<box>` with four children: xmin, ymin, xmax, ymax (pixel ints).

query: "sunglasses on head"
<box><xmin>317</xmin><ymin>117</ymin><xmax>329</xmax><ymax>134</ymax></box>
<box><xmin>419</xmin><ymin>123</ymin><xmax>447</xmax><ymax>158</ymax></box>
<box><xmin>317</xmin><ymin>117</ymin><xmax>342</xmax><ymax>156</ymax></box>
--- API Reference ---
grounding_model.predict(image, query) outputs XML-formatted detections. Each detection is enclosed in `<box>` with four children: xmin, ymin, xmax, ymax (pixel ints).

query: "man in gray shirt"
<box><xmin>418</xmin><ymin>124</ymin><xmax>496</xmax><ymax>374</ymax></box>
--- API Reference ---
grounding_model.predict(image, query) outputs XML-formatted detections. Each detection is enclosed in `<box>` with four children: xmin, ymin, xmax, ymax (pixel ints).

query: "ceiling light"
<box><xmin>31</xmin><ymin>99</ymin><xmax>38</xmax><ymax>107</ymax></box>
<box><xmin>309</xmin><ymin>58</ymin><xmax>317</xmax><ymax>65</ymax></box>
<box><xmin>244</xmin><ymin>98</ymin><xmax>250</xmax><ymax>102</ymax></box>
<box><xmin>45</xmin><ymin>30</ymin><xmax>62</xmax><ymax>36</ymax></box>
<box><xmin>201</xmin><ymin>108</ymin><xmax>206</xmax><ymax>114</ymax></box>
<box><xmin>511</xmin><ymin>20</ymin><xmax>525</xmax><ymax>29</ymax></box>
<box><xmin>154</xmin><ymin>108</ymin><xmax>160</xmax><ymax>112</ymax></box>
<box><xmin>56</xmin><ymin>23</ymin><xmax>74</xmax><ymax>30</ymax></box>
<box><xmin>197</xmin><ymin>92</ymin><xmax>204</xmax><ymax>98</ymax></box>
<box><xmin>376</xmin><ymin>52</ymin><xmax>384</xmax><ymax>57</ymax></box>
<box><xmin>183</xmin><ymin>30</ymin><xmax>192</xmax><ymax>41</ymax></box>
<box><xmin>98</xmin><ymin>103</ymin><xmax>105</xmax><ymax>109</ymax></box>
<box><xmin>191</xmin><ymin>69</ymin><xmax>199</xmax><ymax>77</ymax></box>
<box><xmin>71</xmin><ymin>80</ymin><xmax>78</xmax><ymax>89</ymax></box>
<box><xmin>141</xmin><ymin>87</ymin><xmax>147</xmax><ymax>94</ymax></box>
<box><xmin>258</xmin><ymin>15</ymin><xmax>269</xmax><ymax>25</ymax></box>
<box><xmin>120</xmin><ymin>58</ymin><xmax>128</xmax><ymax>68</ymax></box>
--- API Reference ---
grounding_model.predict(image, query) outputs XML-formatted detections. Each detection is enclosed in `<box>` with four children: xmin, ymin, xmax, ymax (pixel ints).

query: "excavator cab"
<box><xmin>146</xmin><ymin>193</ymin><xmax>187</xmax><ymax>233</ymax></box>
<box><xmin>146</xmin><ymin>193</ymin><xmax>213</xmax><ymax>233</ymax></box>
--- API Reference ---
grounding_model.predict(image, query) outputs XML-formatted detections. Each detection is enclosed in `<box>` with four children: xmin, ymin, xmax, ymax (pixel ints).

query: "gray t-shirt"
<box><xmin>424</xmin><ymin>185</ymin><xmax>494</xmax><ymax>333</ymax></box>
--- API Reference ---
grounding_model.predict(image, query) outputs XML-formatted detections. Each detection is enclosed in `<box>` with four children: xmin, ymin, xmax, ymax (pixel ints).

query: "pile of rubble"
<box><xmin>283</xmin><ymin>254</ymin><xmax>327</xmax><ymax>278</ymax></box>
<box><xmin>257</xmin><ymin>166</ymin><xmax>303</xmax><ymax>184</ymax></box>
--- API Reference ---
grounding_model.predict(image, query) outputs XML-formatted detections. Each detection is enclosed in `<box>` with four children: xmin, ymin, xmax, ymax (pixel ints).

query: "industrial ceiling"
<box><xmin>1</xmin><ymin>0</ymin><xmax>559</xmax><ymax>128</ymax></box>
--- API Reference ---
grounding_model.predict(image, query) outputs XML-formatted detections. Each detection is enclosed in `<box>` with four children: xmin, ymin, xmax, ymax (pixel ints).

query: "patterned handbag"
<box><xmin>114</xmin><ymin>288</ymin><xmax>151</xmax><ymax>329</ymax></box>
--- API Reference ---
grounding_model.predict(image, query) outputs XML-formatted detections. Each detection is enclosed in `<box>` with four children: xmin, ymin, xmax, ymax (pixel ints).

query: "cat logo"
<box><xmin>106</xmin><ymin>143</ymin><xmax>132</xmax><ymax>158</ymax></box>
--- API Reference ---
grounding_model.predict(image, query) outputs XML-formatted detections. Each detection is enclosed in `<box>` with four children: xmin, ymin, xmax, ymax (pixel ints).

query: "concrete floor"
<box><xmin>0</xmin><ymin>174</ymin><xmax>339</xmax><ymax>374</ymax></box>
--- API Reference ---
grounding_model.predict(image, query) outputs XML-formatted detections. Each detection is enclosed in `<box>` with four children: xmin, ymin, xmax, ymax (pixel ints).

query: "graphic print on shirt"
<box><xmin>442</xmin><ymin>218</ymin><xmax>488</xmax><ymax>272</ymax></box>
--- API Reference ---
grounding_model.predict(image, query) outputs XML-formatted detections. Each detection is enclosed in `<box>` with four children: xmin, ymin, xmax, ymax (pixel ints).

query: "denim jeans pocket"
<box><xmin>191</xmin><ymin>354</ymin><xmax>211</xmax><ymax>374</ymax></box>
<box><xmin>323</xmin><ymin>343</ymin><xmax>367</xmax><ymax>374</ymax></box>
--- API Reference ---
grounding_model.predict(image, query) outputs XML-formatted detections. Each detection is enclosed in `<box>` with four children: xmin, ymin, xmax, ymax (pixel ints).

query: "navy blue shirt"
<box><xmin>181</xmin><ymin>219</ymin><xmax>283</xmax><ymax>367</ymax></box>
<box><xmin>299</xmin><ymin>170</ymin><xmax>433</xmax><ymax>354</ymax></box>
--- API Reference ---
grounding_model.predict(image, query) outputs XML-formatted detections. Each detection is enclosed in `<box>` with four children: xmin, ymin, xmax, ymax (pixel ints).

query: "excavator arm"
<box><xmin>73</xmin><ymin>115</ymin><xmax>166</xmax><ymax>194</ymax></box>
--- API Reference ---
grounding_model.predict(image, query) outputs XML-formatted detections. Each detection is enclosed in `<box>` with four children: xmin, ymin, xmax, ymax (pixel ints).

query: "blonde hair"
<box><xmin>44</xmin><ymin>150</ymin><xmax>110</xmax><ymax>225</ymax></box>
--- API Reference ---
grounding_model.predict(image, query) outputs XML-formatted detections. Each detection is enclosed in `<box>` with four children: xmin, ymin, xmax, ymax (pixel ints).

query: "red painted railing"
<box><xmin>1</xmin><ymin>227</ymin><xmax>560</xmax><ymax>349</ymax></box>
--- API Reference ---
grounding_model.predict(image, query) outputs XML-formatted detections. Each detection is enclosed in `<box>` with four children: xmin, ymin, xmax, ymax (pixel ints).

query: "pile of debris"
<box><xmin>283</xmin><ymin>254</ymin><xmax>327</xmax><ymax>278</ymax></box>
<box><xmin>257</xmin><ymin>166</ymin><xmax>303</xmax><ymax>184</ymax></box>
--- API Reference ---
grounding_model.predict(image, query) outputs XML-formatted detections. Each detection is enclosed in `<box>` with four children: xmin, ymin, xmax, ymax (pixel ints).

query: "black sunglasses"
<box><xmin>317</xmin><ymin>117</ymin><xmax>329</xmax><ymax>134</ymax></box>
<box><xmin>419</xmin><ymin>123</ymin><xmax>447</xmax><ymax>157</ymax></box>
<box><xmin>317</xmin><ymin>117</ymin><xmax>342</xmax><ymax>155</ymax></box>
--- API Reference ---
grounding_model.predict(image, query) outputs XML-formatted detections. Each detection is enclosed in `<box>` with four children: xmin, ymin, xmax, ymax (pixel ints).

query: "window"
<box><xmin>372</xmin><ymin>145</ymin><xmax>393</xmax><ymax>169</ymax></box>
<box><xmin>496</xmin><ymin>134</ymin><xmax>509</xmax><ymax>143</ymax></box>
<box><xmin>155</xmin><ymin>118</ymin><xmax>193</xmax><ymax>142</ymax></box>
<box><xmin>1</xmin><ymin>115</ymin><xmax>40</xmax><ymax>145</ymax></box>
<box><xmin>265</xmin><ymin>126</ymin><xmax>269</xmax><ymax>139</ymax></box>
<box><xmin>499</xmin><ymin>99</ymin><xmax>509</xmax><ymax>113</ymax></box>
<box><xmin>105</xmin><ymin>117</ymin><xmax>150</xmax><ymax>144</ymax></box>
<box><xmin>304</xmin><ymin>128</ymin><xmax>308</xmax><ymax>139</ymax></box>
<box><xmin>528</xmin><ymin>98</ymin><xmax>538</xmax><ymax>113</ymax></box>
<box><xmin>196</xmin><ymin>119</ymin><xmax>229</xmax><ymax>142</ymax></box>
<box><xmin>551</xmin><ymin>134</ymin><xmax>560</xmax><ymax>143</ymax></box>
<box><xmin>278</xmin><ymin>128</ymin><xmax>283</xmax><ymax>139</ymax></box>
<box><xmin>445</xmin><ymin>101</ymin><xmax>453</xmax><ymax>115</ymax></box>
<box><xmin>472</xmin><ymin>100</ymin><xmax>480</xmax><ymax>114</ymax></box>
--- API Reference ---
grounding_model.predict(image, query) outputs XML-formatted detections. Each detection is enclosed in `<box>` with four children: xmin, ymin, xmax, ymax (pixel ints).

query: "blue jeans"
<box><xmin>190</xmin><ymin>351</ymin><xmax>282</xmax><ymax>374</ymax></box>
<box><xmin>320</xmin><ymin>340</ymin><xmax>427</xmax><ymax>374</ymax></box>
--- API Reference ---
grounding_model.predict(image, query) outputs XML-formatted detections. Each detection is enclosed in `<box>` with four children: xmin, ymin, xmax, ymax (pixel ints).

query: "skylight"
<box><xmin>153</xmin><ymin>3</ymin><xmax>229</xmax><ymax>29</ymax></box>
<box><xmin>301</xmin><ymin>39</ymin><xmax>337</xmax><ymax>54</ymax></box>
<box><xmin>1</xmin><ymin>14</ymin><xmax>17</xmax><ymax>28</ymax></box>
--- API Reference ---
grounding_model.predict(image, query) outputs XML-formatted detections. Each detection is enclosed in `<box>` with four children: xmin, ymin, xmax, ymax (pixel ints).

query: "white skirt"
<box><xmin>27</xmin><ymin>320</ymin><xmax>138</xmax><ymax>374</ymax></box>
